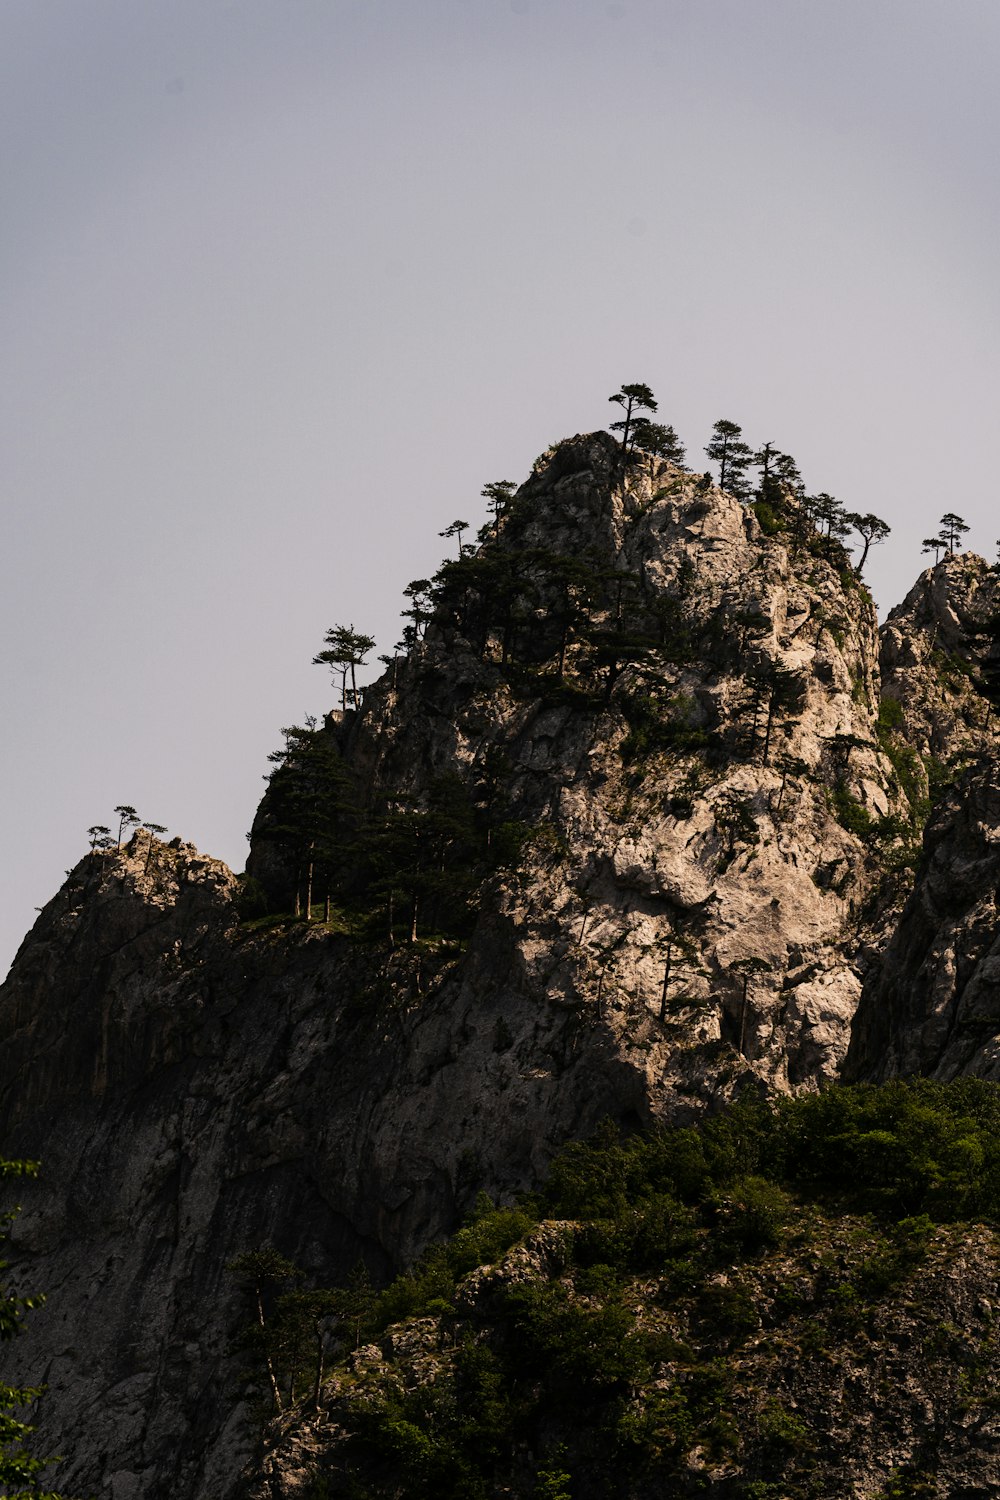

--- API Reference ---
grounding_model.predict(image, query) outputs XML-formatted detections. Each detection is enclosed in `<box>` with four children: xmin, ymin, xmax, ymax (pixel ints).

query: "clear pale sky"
<box><xmin>3</xmin><ymin>0</ymin><xmax>999</xmax><ymax>976</ymax></box>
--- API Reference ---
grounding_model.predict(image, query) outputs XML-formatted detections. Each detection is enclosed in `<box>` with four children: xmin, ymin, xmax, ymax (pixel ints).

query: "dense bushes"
<box><xmin>300</xmin><ymin>1081</ymin><xmax>1000</xmax><ymax>1499</ymax></box>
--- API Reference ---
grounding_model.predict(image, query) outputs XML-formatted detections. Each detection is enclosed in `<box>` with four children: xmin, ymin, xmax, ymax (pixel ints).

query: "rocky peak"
<box><xmin>0</xmin><ymin>424</ymin><xmax>967</xmax><ymax>1499</ymax></box>
<box><xmin>335</xmin><ymin>431</ymin><xmax>904</xmax><ymax>1096</ymax></box>
<box><xmin>880</xmin><ymin>551</ymin><xmax>1000</xmax><ymax>765</ymax></box>
<box><xmin>1</xmin><ymin>834</ymin><xmax>237</xmax><ymax>1126</ymax></box>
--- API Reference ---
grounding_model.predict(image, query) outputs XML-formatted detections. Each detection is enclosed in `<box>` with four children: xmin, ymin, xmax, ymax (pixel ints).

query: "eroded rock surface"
<box><xmin>845</xmin><ymin>756</ymin><xmax>1000</xmax><ymax>1082</ymax></box>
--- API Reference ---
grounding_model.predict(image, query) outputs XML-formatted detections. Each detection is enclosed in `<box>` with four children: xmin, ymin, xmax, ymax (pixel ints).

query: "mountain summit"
<box><xmin>2</xmin><ymin>425</ymin><xmax>998</xmax><ymax>1496</ymax></box>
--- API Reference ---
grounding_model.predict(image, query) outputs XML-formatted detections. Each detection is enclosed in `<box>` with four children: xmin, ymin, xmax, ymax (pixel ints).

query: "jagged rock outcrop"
<box><xmin>338</xmin><ymin>434</ymin><xmax>904</xmax><ymax>1093</ymax></box>
<box><xmin>0</xmin><ymin>431</ymin><xmax>957</xmax><ymax>1495</ymax></box>
<box><xmin>846</xmin><ymin>555</ymin><xmax>1000</xmax><ymax>1083</ymax></box>
<box><xmin>880</xmin><ymin>551</ymin><xmax>1000</xmax><ymax>767</ymax></box>
<box><xmin>845</xmin><ymin>756</ymin><xmax>1000</xmax><ymax>1082</ymax></box>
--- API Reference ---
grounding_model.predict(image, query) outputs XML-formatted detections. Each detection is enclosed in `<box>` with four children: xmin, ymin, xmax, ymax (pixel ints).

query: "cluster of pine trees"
<box><xmin>255</xmin><ymin>722</ymin><xmax>532</xmax><ymax>946</ymax></box>
<box><xmin>251</xmin><ymin>384</ymin><xmax>987</xmax><ymax>945</ymax></box>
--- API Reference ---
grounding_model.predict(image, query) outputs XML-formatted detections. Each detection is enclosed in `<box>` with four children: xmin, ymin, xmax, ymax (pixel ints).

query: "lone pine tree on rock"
<box><xmin>845</xmin><ymin>511</ymin><xmax>891</xmax><ymax>575</ymax></box>
<box><xmin>313</xmin><ymin>624</ymin><xmax>376</xmax><ymax>711</ymax></box>
<box><xmin>607</xmin><ymin>383</ymin><xmax>657</xmax><ymax>461</ymax></box>
<box><xmin>113</xmin><ymin>805</ymin><xmax>140</xmax><ymax>846</ymax></box>
<box><xmin>438</xmin><ymin>519</ymin><xmax>469</xmax><ymax>559</ymax></box>
<box><xmin>938</xmin><ymin>512</ymin><xmax>970</xmax><ymax>554</ymax></box>
<box><xmin>481</xmin><ymin>480</ymin><xmax>517</xmax><ymax>537</ymax></box>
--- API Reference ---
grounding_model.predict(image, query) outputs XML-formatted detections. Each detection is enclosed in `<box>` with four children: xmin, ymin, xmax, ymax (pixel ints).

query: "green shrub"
<box><xmin>830</xmin><ymin>781</ymin><xmax>874</xmax><ymax>836</ymax></box>
<box><xmin>752</xmin><ymin>498</ymin><xmax>785</xmax><ymax>536</ymax></box>
<box><xmin>705</xmin><ymin>1176</ymin><xmax>790</xmax><ymax>1255</ymax></box>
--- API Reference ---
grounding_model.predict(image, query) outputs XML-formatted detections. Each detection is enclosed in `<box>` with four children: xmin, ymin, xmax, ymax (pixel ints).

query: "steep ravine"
<box><xmin>1</xmin><ymin>432</ymin><xmax>997</xmax><ymax>1496</ymax></box>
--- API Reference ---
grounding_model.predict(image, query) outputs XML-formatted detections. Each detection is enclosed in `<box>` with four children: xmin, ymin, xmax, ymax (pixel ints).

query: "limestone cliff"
<box><xmin>0</xmin><ymin>430</ymin><xmax>988</xmax><ymax>1496</ymax></box>
<box><xmin>846</xmin><ymin>553</ymin><xmax>1000</xmax><ymax>1083</ymax></box>
<box><xmin>880</xmin><ymin>551</ymin><xmax>1000</xmax><ymax>768</ymax></box>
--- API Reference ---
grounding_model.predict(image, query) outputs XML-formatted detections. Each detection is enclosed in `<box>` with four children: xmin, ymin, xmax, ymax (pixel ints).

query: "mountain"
<box><xmin>1</xmin><ymin>428</ymin><xmax>997</xmax><ymax>1497</ymax></box>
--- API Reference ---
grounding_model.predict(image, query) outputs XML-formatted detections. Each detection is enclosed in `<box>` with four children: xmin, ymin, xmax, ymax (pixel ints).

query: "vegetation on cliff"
<box><xmin>0</xmin><ymin>1159</ymin><xmax>63</xmax><ymax>1500</ymax></box>
<box><xmin>245</xmin><ymin>1080</ymin><xmax>1000</xmax><ymax>1500</ymax></box>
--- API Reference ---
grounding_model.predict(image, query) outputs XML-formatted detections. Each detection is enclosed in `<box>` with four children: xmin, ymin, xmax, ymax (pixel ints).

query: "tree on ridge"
<box><xmin>114</xmin><ymin>805</ymin><xmax>140</xmax><ymax>846</ymax></box>
<box><xmin>608</xmin><ymin>383</ymin><xmax>657</xmax><ymax>462</ymax></box>
<box><xmin>705</xmin><ymin>419</ymin><xmax>753</xmax><ymax>500</ymax></box>
<box><xmin>629</xmin><ymin>419</ymin><xmax>686</xmax><ymax>480</ymax></box>
<box><xmin>313</xmin><ymin>625</ymin><xmax>376</xmax><ymax>711</ymax></box>
<box><xmin>938</xmin><ymin>512</ymin><xmax>970</xmax><ymax>555</ymax></box>
<box><xmin>439</xmin><ymin>519</ymin><xmax>469</xmax><ymax>559</ymax></box>
<box><xmin>481</xmin><ymin>481</ymin><xmax>517</xmax><ymax>537</ymax></box>
<box><xmin>845</xmin><ymin>512</ymin><xmax>891</xmax><ymax>576</ymax></box>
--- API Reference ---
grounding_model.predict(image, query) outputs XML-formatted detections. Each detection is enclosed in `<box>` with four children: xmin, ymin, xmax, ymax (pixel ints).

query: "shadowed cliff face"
<box><xmin>845</xmin><ymin>757</ymin><xmax>1000</xmax><ymax>1083</ymax></box>
<box><xmin>0</xmin><ymin>433</ymin><xmax>938</xmax><ymax>1495</ymax></box>
<box><xmin>846</xmin><ymin>555</ymin><xmax>1000</xmax><ymax>1084</ymax></box>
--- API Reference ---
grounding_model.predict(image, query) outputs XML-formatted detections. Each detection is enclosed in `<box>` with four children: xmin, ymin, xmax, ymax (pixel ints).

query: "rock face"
<box><xmin>1</xmin><ymin>430</ymin><xmax>995</xmax><ymax>1495</ymax></box>
<box><xmin>327</xmin><ymin>434</ymin><xmax>902</xmax><ymax>1097</ymax></box>
<box><xmin>845</xmin><ymin>757</ymin><xmax>1000</xmax><ymax>1082</ymax></box>
<box><xmin>847</xmin><ymin>554</ymin><xmax>1000</xmax><ymax>1083</ymax></box>
<box><xmin>880</xmin><ymin>551</ymin><xmax>1000</xmax><ymax>767</ymax></box>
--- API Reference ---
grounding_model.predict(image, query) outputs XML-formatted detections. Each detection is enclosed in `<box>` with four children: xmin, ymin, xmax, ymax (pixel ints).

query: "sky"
<box><xmin>3</xmin><ymin>0</ymin><xmax>999</xmax><ymax>976</ymax></box>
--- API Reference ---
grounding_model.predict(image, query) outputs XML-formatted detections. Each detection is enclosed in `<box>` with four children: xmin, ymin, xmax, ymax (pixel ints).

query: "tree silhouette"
<box><xmin>752</xmin><ymin>441</ymin><xmax>780</xmax><ymax>491</ymax></box>
<box><xmin>938</xmin><ymin>512</ymin><xmax>970</xmax><ymax>554</ymax></box>
<box><xmin>743</xmin><ymin>664</ymin><xmax>802</xmax><ymax>764</ymax></box>
<box><xmin>482</xmin><ymin>481</ymin><xmax>517</xmax><ymax>536</ymax></box>
<box><xmin>439</xmin><ymin>519</ymin><xmax>469</xmax><ymax>559</ymax></box>
<box><xmin>114</xmin><ymin>805</ymin><xmax>140</xmax><ymax>846</ymax></box>
<box><xmin>313</xmin><ymin>624</ymin><xmax>376</xmax><ymax>710</ymax></box>
<box><xmin>922</xmin><ymin>536</ymin><xmax>945</xmax><ymax>565</ymax></box>
<box><xmin>265</xmin><ymin>722</ymin><xmax>354</xmax><ymax>920</ymax></box>
<box><xmin>227</xmin><ymin>1248</ymin><xmax>301</xmax><ymax>1413</ymax></box>
<box><xmin>401</xmin><ymin>580</ymin><xmax>434</xmax><ymax>641</ymax></box>
<box><xmin>608</xmin><ymin>383</ymin><xmax>657</xmax><ymax>467</ymax></box>
<box><xmin>705</xmin><ymin>420</ymin><xmax>753</xmax><ymax>500</ymax></box>
<box><xmin>629</xmin><ymin>419</ymin><xmax>686</xmax><ymax>480</ymax></box>
<box><xmin>87</xmin><ymin>824</ymin><xmax>112</xmax><ymax>853</ymax></box>
<box><xmin>655</xmin><ymin>930</ymin><xmax>704</xmax><ymax>1021</ymax></box>
<box><xmin>846</xmin><ymin>512</ymin><xmax>891</xmax><ymax>576</ymax></box>
<box><xmin>363</xmin><ymin>776</ymin><xmax>481</xmax><ymax>944</ymax></box>
<box><xmin>140</xmin><ymin>822</ymin><xmax>168</xmax><ymax>874</ymax></box>
<box><xmin>729</xmin><ymin>957</ymin><xmax>774</xmax><ymax>1056</ymax></box>
<box><xmin>807</xmin><ymin>493</ymin><xmax>852</xmax><ymax>555</ymax></box>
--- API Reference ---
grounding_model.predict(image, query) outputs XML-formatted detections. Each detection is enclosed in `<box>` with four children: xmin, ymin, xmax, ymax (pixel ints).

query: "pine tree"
<box><xmin>808</xmin><ymin>493</ymin><xmax>851</xmax><ymax>550</ymax></box>
<box><xmin>313</xmin><ymin>624</ymin><xmax>376</xmax><ymax>710</ymax></box>
<box><xmin>113</xmin><ymin>804</ymin><xmax>140</xmax><ymax>846</ymax></box>
<box><xmin>438</xmin><ymin>519</ymin><xmax>469</xmax><ymax>559</ymax></box>
<box><xmin>629</xmin><ymin>419</ymin><xmax>686</xmax><ymax>480</ymax></box>
<box><xmin>845</xmin><ymin>512</ymin><xmax>891</xmax><ymax>576</ymax></box>
<box><xmin>938</xmin><ymin>512</ymin><xmax>970</xmax><ymax>554</ymax></box>
<box><xmin>227</xmin><ymin>1248</ymin><xmax>301</xmax><ymax>1413</ymax></box>
<box><xmin>265</xmin><ymin>721</ymin><xmax>354</xmax><ymax>921</ymax></box>
<box><xmin>607</xmin><ymin>383</ymin><xmax>657</xmax><ymax>461</ymax></box>
<box><xmin>481</xmin><ymin>481</ymin><xmax>517</xmax><ymax>537</ymax></box>
<box><xmin>705</xmin><ymin>420</ymin><xmax>753</xmax><ymax>500</ymax></box>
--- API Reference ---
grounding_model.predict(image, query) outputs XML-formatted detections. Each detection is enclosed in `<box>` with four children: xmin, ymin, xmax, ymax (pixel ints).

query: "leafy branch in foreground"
<box><xmin>0</xmin><ymin>1159</ymin><xmax>65</xmax><ymax>1499</ymax></box>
